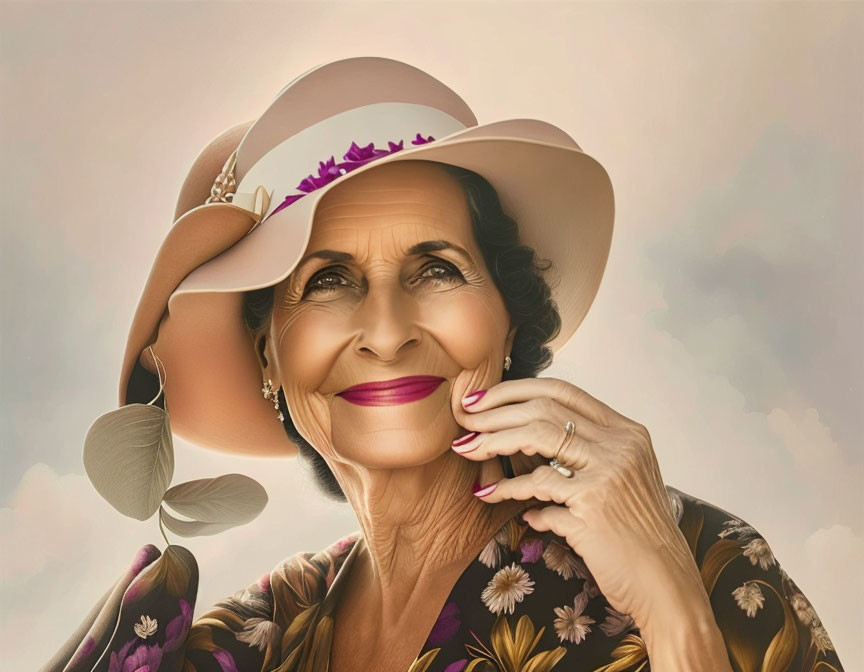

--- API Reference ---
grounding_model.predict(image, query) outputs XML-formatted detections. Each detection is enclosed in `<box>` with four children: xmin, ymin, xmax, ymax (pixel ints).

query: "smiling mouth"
<box><xmin>336</xmin><ymin>375</ymin><xmax>446</xmax><ymax>406</ymax></box>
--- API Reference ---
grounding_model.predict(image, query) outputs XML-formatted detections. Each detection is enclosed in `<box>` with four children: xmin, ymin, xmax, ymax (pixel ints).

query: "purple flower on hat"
<box><xmin>337</xmin><ymin>139</ymin><xmax>405</xmax><ymax>173</ymax></box>
<box><xmin>296</xmin><ymin>156</ymin><xmax>343</xmax><ymax>192</ymax></box>
<box><xmin>345</xmin><ymin>140</ymin><xmax>392</xmax><ymax>161</ymax></box>
<box><xmin>263</xmin><ymin>133</ymin><xmax>434</xmax><ymax>223</ymax></box>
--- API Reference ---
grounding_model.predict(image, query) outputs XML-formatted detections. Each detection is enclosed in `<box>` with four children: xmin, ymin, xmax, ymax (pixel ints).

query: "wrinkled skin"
<box><xmin>254</xmin><ymin>161</ymin><xmax>532</xmax><ymax>670</ymax></box>
<box><xmin>254</xmin><ymin>160</ymin><xmax>731</xmax><ymax>671</ymax></box>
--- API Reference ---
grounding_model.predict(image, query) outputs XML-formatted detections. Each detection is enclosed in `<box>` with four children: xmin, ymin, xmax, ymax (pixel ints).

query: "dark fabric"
<box><xmin>47</xmin><ymin>487</ymin><xmax>846</xmax><ymax>671</ymax></box>
<box><xmin>125</xmin><ymin>358</ymin><xmax>164</xmax><ymax>408</ymax></box>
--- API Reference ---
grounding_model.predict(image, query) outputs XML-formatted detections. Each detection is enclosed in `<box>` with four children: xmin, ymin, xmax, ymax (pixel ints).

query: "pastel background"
<box><xmin>1</xmin><ymin>2</ymin><xmax>861</xmax><ymax>669</ymax></box>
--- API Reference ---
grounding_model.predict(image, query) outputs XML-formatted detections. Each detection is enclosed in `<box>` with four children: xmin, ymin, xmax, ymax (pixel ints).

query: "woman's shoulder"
<box><xmin>44</xmin><ymin>544</ymin><xmax>198</xmax><ymax>672</ymax></box>
<box><xmin>183</xmin><ymin>531</ymin><xmax>362</xmax><ymax>670</ymax></box>
<box><xmin>663</xmin><ymin>485</ymin><xmax>842</xmax><ymax>667</ymax></box>
<box><xmin>664</xmin><ymin>484</ymin><xmax>796</xmax><ymax>581</ymax></box>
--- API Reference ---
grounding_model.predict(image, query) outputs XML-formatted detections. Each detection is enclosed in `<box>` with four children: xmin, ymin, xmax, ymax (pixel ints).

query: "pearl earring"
<box><xmin>261</xmin><ymin>378</ymin><xmax>285</xmax><ymax>422</ymax></box>
<box><xmin>503</xmin><ymin>355</ymin><xmax>512</xmax><ymax>372</ymax></box>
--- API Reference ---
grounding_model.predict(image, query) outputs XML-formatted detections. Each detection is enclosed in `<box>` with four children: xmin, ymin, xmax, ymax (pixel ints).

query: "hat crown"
<box><xmin>234</xmin><ymin>57</ymin><xmax>478</xmax><ymax>183</ymax></box>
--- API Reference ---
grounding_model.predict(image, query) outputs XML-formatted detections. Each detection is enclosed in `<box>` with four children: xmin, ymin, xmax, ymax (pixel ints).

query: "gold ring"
<box><xmin>549</xmin><ymin>420</ymin><xmax>576</xmax><ymax>478</ymax></box>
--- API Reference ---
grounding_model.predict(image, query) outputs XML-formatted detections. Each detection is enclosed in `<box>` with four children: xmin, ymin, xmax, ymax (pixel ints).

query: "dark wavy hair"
<box><xmin>242</xmin><ymin>162</ymin><xmax>562</xmax><ymax>502</ymax></box>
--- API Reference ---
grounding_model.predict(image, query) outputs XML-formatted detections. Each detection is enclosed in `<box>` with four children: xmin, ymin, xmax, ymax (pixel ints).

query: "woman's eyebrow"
<box><xmin>407</xmin><ymin>240</ymin><xmax>473</xmax><ymax>263</ymax></box>
<box><xmin>296</xmin><ymin>241</ymin><xmax>474</xmax><ymax>273</ymax></box>
<box><xmin>294</xmin><ymin>250</ymin><xmax>354</xmax><ymax>275</ymax></box>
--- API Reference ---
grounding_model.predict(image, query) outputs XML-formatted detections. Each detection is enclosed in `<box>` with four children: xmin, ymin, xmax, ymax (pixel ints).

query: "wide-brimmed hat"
<box><xmin>120</xmin><ymin>56</ymin><xmax>615</xmax><ymax>458</ymax></box>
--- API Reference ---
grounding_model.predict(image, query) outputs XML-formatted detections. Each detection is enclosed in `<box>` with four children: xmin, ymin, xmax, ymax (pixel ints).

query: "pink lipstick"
<box><xmin>337</xmin><ymin>375</ymin><xmax>446</xmax><ymax>406</ymax></box>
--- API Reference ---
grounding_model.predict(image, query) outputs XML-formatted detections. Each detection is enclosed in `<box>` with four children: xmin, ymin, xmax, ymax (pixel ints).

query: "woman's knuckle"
<box><xmin>538</xmin><ymin>419</ymin><xmax>559</xmax><ymax>446</ymax></box>
<box><xmin>532</xmin><ymin>464</ymin><xmax>557</xmax><ymax>485</ymax></box>
<box><xmin>539</xmin><ymin>397</ymin><xmax>559</xmax><ymax>416</ymax></box>
<box><xmin>515</xmin><ymin>429</ymin><xmax>538</xmax><ymax>455</ymax></box>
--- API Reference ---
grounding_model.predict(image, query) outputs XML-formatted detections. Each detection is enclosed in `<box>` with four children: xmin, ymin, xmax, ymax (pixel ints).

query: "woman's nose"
<box><xmin>352</xmin><ymin>283</ymin><xmax>422</xmax><ymax>362</ymax></box>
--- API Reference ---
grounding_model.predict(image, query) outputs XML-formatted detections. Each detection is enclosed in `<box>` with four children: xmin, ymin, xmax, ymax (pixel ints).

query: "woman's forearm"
<box><xmin>637</xmin><ymin>556</ymin><xmax>734</xmax><ymax>672</ymax></box>
<box><xmin>641</xmin><ymin>611</ymin><xmax>734</xmax><ymax>671</ymax></box>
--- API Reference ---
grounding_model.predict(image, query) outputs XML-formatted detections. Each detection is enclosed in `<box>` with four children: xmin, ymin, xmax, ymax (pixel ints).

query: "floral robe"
<box><xmin>45</xmin><ymin>486</ymin><xmax>846</xmax><ymax>672</ymax></box>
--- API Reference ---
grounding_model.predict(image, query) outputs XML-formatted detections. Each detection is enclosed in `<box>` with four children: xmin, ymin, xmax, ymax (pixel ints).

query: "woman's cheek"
<box><xmin>428</xmin><ymin>287</ymin><xmax>511</xmax><ymax>415</ymax></box>
<box><xmin>274</xmin><ymin>306</ymin><xmax>348</xmax><ymax>454</ymax></box>
<box><xmin>426</xmin><ymin>286</ymin><xmax>510</xmax><ymax>369</ymax></box>
<box><xmin>285</xmin><ymin>387</ymin><xmax>334</xmax><ymax>456</ymax></box>
<box><xmin>275</xmin><ymin>305</ymin><xmax>348</xmax><ymax>392</ymax></box>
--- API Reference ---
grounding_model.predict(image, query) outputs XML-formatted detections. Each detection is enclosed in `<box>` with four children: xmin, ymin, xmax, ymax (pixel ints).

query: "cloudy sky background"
<box><xmin>1</xmin><ymin>2</ymin><xmax>861</xmax><ymax>669</ymax></box>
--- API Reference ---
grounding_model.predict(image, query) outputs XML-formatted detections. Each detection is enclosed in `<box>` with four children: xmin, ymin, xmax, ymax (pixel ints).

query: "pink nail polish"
<box><xmin>472</xmin><ymin>480</ymin><xmax>498</xmax><ymax>497</ymax></box>
<box><xmin>451</xmin><ymin>431</ymin><xmax>479</xmax><ymax>447</ymax></box>
<box><xmin>462</xmin><ymin>389</ymin><xmax>487</xmax><ymax>407</ymax></box>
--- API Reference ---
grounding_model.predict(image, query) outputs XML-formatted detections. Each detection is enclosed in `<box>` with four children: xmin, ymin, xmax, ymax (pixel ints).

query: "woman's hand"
<box><xmin>451</xmin><ymin>378</ymin><xmax>728</xmax><ymax>659</ymax></box>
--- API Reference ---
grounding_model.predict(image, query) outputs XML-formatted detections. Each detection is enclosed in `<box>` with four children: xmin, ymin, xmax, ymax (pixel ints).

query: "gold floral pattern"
<box><xmin>464</xmin><ymin>613</ymin><xmax>567</xmax><ymax>672</ymax></box>
<box><xmin>52</xmin><ymin>487</ymin><xmax>846</xmax><ymax>671</ymax></box>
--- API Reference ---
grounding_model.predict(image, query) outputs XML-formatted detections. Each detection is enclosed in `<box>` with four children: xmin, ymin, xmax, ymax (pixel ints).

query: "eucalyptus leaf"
<box><xmin>159</xmin><ymin>506</ymin><xmax>245</xmax><ymax>538</ymax></box>
<box><xmin>163</xmin><ymin>474</ymin><xmax>268</xmax><ymax>525</ymax></box>
<box><xmin>83</xmin><ymin>404</ymin><xmax>174</xmax><ymax>521</ymax></box>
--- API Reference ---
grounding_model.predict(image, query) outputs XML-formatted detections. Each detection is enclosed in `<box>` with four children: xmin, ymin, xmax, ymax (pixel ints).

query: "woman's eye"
<box><xmin>417</xmin><ymin>260</ymin><xmax>463</xmax><ymax>283</ymax></box>
<box><xmin>301</xmin><ymin>261</ymin><xmax>462</xmax><ymax>297</ymax></box>
<box><xmin>304</xmin><ymin>269</ymin><xmax>352</xmax><ymax>295</ymax></box>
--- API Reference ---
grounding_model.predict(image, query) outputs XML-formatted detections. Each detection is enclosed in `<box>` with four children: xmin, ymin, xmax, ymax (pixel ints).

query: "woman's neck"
<box><xmin>335</xmin><ymin>449</ymin><xmax>530</xmax><ymax>609</ymax></box>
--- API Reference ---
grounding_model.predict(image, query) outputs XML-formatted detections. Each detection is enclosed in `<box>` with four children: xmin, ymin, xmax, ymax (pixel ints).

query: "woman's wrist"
<box><xmin>636</xmin><ymin>554</ymin><xmax>734</xmax><ymax>671</ymax></box>
<box><xmin>641</xmin><ymin>611</ymin><xmax>733</xmax><ymax>671</ymax></box>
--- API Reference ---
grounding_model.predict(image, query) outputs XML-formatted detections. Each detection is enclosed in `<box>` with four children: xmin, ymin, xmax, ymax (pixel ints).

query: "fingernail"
<box><xmin>453</xmin><ymin>432</ymin><xmax>482</xmax><ymax>455</ymax></box>
<box><xmin>462</xmin><ymin>389</ymin><xmax>487</xmax><ymax>408</ymax></box>
<box><xmin>472</xmin><ymin>479</ymin><xmax>498</xmax><ymax>497</ymax></box>
<box><xmin>452</xmin><ymin>431</ymin><xmax>479</xmax><ymax>447</ymax></box>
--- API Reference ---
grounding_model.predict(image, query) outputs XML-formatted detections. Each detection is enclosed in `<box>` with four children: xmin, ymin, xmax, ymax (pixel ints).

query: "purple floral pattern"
<box><xmin>426</xmin><ymin>601</ymin><xmax>462</xmax><ymax>647</ymax></box>
<box><xmin>262</xmin><ymin>132</ymin><xmax>436</xmax><ymax>223</ymax></box>
<box><xmin>51</xmin><ymin>486</ymin><xmax>846</xmax><ymax>671</ymax></box>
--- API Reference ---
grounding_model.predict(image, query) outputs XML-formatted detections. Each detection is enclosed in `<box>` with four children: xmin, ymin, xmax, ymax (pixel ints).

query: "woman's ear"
<box><xmin>505</xmin><ymin>326</ymin><xmax>517</xmax><ymax>358</ymax></box>
<box><xmin>253</xmin><ymin>331</ymin><xmax>274</xmax><ymax>381</ymax></box>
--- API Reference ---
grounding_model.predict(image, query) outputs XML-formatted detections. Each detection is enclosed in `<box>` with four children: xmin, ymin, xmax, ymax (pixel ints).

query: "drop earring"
<box><xmin>503</xmin><ymin>355</ymin><xmax>512</xmax><ymax>372</ymax></box>
<box><xmin>261</xmin><ymin>378</ymin><xmax>285</xmax><ymax>422</ymax></box>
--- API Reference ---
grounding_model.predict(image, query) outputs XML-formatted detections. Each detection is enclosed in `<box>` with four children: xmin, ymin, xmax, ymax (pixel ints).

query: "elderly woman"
<box><xmin>46</xmin><ymin>58</ymin><xmax>844</xmax><ymax>672</ymax></box>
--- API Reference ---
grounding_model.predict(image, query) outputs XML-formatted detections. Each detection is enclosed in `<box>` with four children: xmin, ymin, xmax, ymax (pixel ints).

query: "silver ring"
<box><xmin>549</xmin><ymin>420</ymin><xmax>576</xmax><ymax>478</ymax></box>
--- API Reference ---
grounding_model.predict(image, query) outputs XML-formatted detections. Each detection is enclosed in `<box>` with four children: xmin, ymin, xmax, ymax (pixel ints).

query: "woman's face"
<box><xmin>259</xmin><ymin>160</ymin><xmax>514</xmax><ymax>472</ymax></box>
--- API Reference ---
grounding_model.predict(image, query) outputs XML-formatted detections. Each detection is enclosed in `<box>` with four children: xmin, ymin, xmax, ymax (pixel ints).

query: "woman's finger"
<box><xmin>521</xmin><ymin>505</ymin><xmax>583</xmax><ymax>541</ymax></box>
<box><xmin>473</xmin><ymin>464</ymin><xmax>585</xmax><ymax>505</ymax></box>
<box><xmin>462</xmin><ymin>377</ymin><xmax>624</xmax><ymax>428</ymax></box>
<box><xmin>452</xmin><ymin>419</ymin><xmax>595</xmax><ymax>471</ymax></box>
<box><xmin>458</xmin><ymin>396</ymin><xmax>606</xmax><ymax>442</ymax></box>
